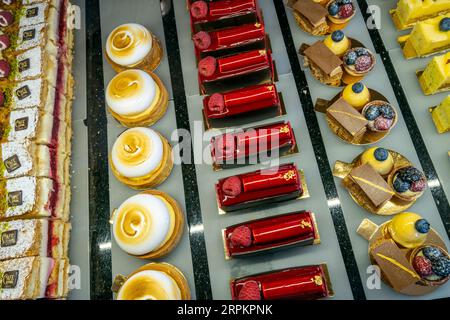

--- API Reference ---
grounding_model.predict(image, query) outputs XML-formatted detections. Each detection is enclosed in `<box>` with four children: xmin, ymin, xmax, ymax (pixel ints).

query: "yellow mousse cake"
<box><xmin>360</xmin><ymin>147</ymin><xmax>394</xmax><ymax>176</ymax></box>
<box><xmin>342</xmin><ymin>82</ymin><xmax>371</xmax><ymax>110</ymax></box>
<box><xmin>419</xmin><ymin>52</ymin><xmax>450</xmax><ymax>95</ymax></box>
<box><xmin>399</xmin><ymin>14</ymin><xmax>450</xmax><ymax>58</ymax></box>
<box><xmin>387</xmin><ymin>212</ymin><xmax>429</xmax><ymax>249</ymax></box>
<box><xmin>431</xmin><ymin>95</ymin><xmax>450</xmax><ymax>133</ymax></box>
<box><xmin>392</xmin><ymin>0</ymin><xmax>450</xmax><ymax>30</ymax></box>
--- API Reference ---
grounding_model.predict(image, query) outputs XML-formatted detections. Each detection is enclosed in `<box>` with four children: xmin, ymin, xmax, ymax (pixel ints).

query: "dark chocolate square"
<box><xmin>15</xmin><ymin>85</ymin><xmax>31</xmax><ymax>100</ymax></box>
<box><xmin>1</xmin><ymin>230</ymin><xmax>18</xmax><ymax>247</ymax></box>
<box><xmin>3</xmin><ymin>155</ymin><xmax>21</xmax><ymax>173</ymax></box>
<box><xmin>7</xmin><ymin>191</ymin><xmax>22</xmax><ymax>207</ymax></box>
<box><xmin>18</xmin><ymin>58</ymin><xmax>30</xmax><ymax>73</ymax></box>
<box><xmin>1</xmin><ymin>270</ymin><xmax>19</xmax><ymax>289</ymax></box>
<box><xmin>22</xmin><ymin>29</ymin><xmax>36</xmax><ymax>41</ymax></box>
<box><xmin>14</xmin><ymin>117</ymin><xmax>29</xmax><ymax>131</ymax></box>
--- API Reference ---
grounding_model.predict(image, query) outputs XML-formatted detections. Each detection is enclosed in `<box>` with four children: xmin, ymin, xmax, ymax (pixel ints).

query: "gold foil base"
<box><xmin>333</xmin><ymin>150</ymin><xmax>417</xmax><ymax>215</ymax></box>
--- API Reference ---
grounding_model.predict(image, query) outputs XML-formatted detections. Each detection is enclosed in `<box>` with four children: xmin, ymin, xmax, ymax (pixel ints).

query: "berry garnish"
<box><xmin>0</xmin><ymin>59</ymin><xmax>10</xmax><ymax>78</ymax></box>
<box><xmin>412</xmin><ymin>256</ymin><xmax>433</xmax><ymax>277</ymax></box>
<box><xmin>374</xmin><ymin>116</ymin><xmax>393</xmax><ymax>131</ymax></box>
<box><xmin>355</xmin><ymin>55</ymin><xmax>372</xmax><ymax>72</ymax></box>
<box><xmin>399</xmin><ymin>166</ymin><xmax>423</xmax><ymax>183</ymax></box>
<box><xmin>238</xmin><ymin>281</ymin><xmax>261</xmax><ymax>300</ymax></box>
<box><xmin>352</xmin><ymin>82</ymin><xmax>364</xmax><ymax>93</ymax></box>
<box><xmin>192</xmin><ymin>31</ymin><xmax>211</xmax><ymax>50</ymax></box>
<box><xmin>423</xmin><ymin>246</ymin><xmax>443</xmax><ymax>261</ymax></box>
<box><xmin>198</xmin><ymin>56</ymin><xmax>217</xmax><ymax>77</ymax></box>
<box><xmin>229</xmin><ymin>226</ymin><xmax>252</xmax><ymax>248</ymax></box>
<box><xmin>410</xmin><ymin>179</ymin><xmax>426</xmax><ymax>193</ymax></box>
<box><xmin>208</xmin><ymin>93</ymin><xmax>225</xmax><ymax>112</ymax></box>
<box><xmin>374</xmin><ymin>148</ymin><xmax>389</xmax><ymax>161</ymax></box>
<box><xmin>415</xmin><ymin>219</ymin><xmax>430</xmax><ymax>234</ymax></box>
<box><xmin>339</xmin><ymin>4</ymin><xmax>354</xmax><ymax>19</ymax></box>
<box><xmin>190</xmin><ymin>1</ymin><xmax>208</xmax><ymax>19</ymax></box>
<box><xmin>431</xmin><ymin>257</ymin><xmax>450</xmax><ymax>277</ymax></box>
<box><xmin>222</xmin><ymin>176</ymin><xmax>242</xmax><ymax>197</ymax></box>
<box><xmin>331</xmin><ymin>30</ymin><xmax>344</xmax><ymax>42</ymax></box>
<box><xmin>0</xmin><ymin>11</ymin><xmax>13</xmax><ymax>27</ymax></box>
<box><xmin>345</xmin><ymin>51</ymin><xmax>357</xmax><ymax>65</ymax></box>
<box><xmin>393</xmin><ymin>177</ymin><xmax>410</xmax><ymax>193</ymax></box>
<box><xmin>439</xmin><ymin>17</ymin><xmax>450</xmax><ymax>32</ymax></box>
<box><xmin>342</xmin><ymin>0</ymin><xmax>353</xmax><ymax>4</ymax></box>
<box><xmin>380</xmin><ymin>104</ymin><xmax>395</xmax><ymax>119</ymax></box>
<box><xmin>355</xmin><ymin>48</ymin><xmax>368</xmax><ymax>56</ymax></box>
<box><xmin>328</xmin><ymin>3</ymin><xmax>339</xmax><ymax>16</ymax></box>
<box><xmin>364</xmin><ymin>105</ymin><xmax>380</xmax><ymax>121</ymax></box>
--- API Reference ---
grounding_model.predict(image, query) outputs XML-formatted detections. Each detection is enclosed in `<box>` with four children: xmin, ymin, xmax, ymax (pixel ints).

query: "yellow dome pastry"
<box><xmin>431</xmin><ymin>95</ymin><xmax>450</xmax><ymax>133</ymax></box>
<box><xmin>324</xmin><ymin>30</ymin><xmax>351</xmax><ymax>57</ymax></box>
<box><xmin>392</xmin><ymin>0</ymin><xmax>450</xmax><ymax>30</ymax></box>
<box><xmin>116</xmin><ymin>263</ymin><xmax>190</xmax><ymax>300</ymax></box>
<box><xmin>106</xmin><ymin>23</ymin><xmax>163</xmax><ymax>73</ymax></box>
<box><xmin>342</xmin><ymin>82</ymin><xmax>371</xmax><ymax>110</ymax></box>
<box><xmin>110</xmin><ymin>127</ymin><xmax>173</xmax><ymax>189</ymax></box>
<box><xmin>387</xmin><ymin>212</ymin><xmax>430</xmax><ymax>249</ymax></box>
<box><xmin>419</xmin><ymin>52</ymin><xmax>450</xmax><ymax>95</ymax></box>
<box><xmin>360</xmin><ymin>147</ymin><xmax>394</xmax><ymax>176</ymax></box>
<box><xmin>112</xmin><ymin>190</ymin><xmax>184</xmax><ymax>259</ymax></box>
<box><xmin>106</xmin><ymin>69</ymin><xmax>169</xmax><ymax>127</ymax></box>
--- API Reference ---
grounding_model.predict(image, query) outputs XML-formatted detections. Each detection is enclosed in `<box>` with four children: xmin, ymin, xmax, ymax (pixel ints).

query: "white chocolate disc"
<box><xmin>106</xmin><ymin>23</ymin><xmax>153</xmax><ymax>67</ymax></box>
<box><xmin>111</xmin><ymin>127</ymin><xmax>163</xmax><ymax>178</ymax></box>
<box><xmin>113</xmin><ymin>194</ymin><xmax>172</xmax><ymax>256</ymax></box>
<box><xmin>117</xmin><ymin>270</ymin><xmax>181</xmax><ymax>300</ymax></box>
<box><xmin>106</xmin><ymin>69</ymin><xmax>156</xmax><ymax>116</ymax></box>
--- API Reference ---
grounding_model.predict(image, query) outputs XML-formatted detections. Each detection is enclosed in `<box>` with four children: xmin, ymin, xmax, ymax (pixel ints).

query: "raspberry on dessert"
<box><xmin>190</xmin><ymin>1</ymin><xmax>208</xmax><ymax>19</ymax></box>
<box><xmin>193</xmin><ymin>31</ymin><xmax>211</xmax><ymax>50</ymax></box>
<box><xmin>412</xmin><ymin>256</ymin><xmax>433</xmax><ymax>277</ymax></box>
<box><xmin>374</xmin><ymin>116</ymin><xmax>393</xmax><ymax>131</ymax></box>
<box><xmin>355</xmin><ymin>55</ymin><xmax>372</xmax><ymax>72</ymax></box>
<box><xmin>0</xmin><ymin>34</ymin><xmax>10</xmax><ymax>50</ymax></box>
<box><xmin>339</xmin><ymin>4</ymin><xmax>354</xmax><ymax>19</ymax></box>
<box><xmin>222</xmin><ymin>176</ymin><xmax>243</xmax><ymax>197</ymax></box>
<box><xmin>0</xmin><ymin>11</ymin><xmax>13</xmax><ymax>27</ymax></box>
<box><xmin>431</xmin><ymin>257</ymin><xmax>450</xmax><ymax>277</ymax></box>
<box><xmin>410</xmin><ymin>179</ymin><xmax>426</xmax><ymax>193</ymax></box>
<box><xmin>364</xmin><ymin>105</ymin><xmax>380</xmax><ymax>121</ymax></box>
<box><xmin>423</xmin><ymin>246</ymin><xmax>443</xmax><ymax>261</ymax></box>
<box><xmin>0</xmin><ymin>59</ymin><xmax>10</xmax><ymax>78</ymax></box>
<box><xmin>415</xmin><ymin>219</ymin><xmax>430</xmax><ymax>234</ymax></box>
<box><xmin>393</xmin><ymin>177</ymin><xmax>410</xmax><ymax>193</ymax></box>
<box><xmin>208</xmin><ymin>93</ymin><xmax>225</xmax><ymax>112</ymax></box>
<box><xmin>198</xmin><ymin>56</ymin><xmax>217</xmax><ymax>77</ymax></box>
<box><xmin>215</xmin><ymin>134</ymin><xmax>235</xmax><ymax>159</ymax></box>
<box><xmin>229</xmin><ymin>225</ymin><xmax>252</xmax><ymax>248</ymax></box>
<box><xmin>237</xmin><ymin>281</ymin><xmax>261</xmax><ymax>300</ymax></box>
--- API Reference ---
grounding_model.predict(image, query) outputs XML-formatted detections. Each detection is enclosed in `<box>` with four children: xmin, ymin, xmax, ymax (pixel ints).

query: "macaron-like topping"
<box><xmin>222</xmin><ymin>176</ymin><xmax>242</xmax><ymax>196</ymax></box>
<box><xmin>193</xmin><ymin>31</ymin><xmax>211</xmax><ymax>50</ymax></box>
<box><xmin>238</xmin><ymin>281</ymin><xmax>261</xmax><ymax>300</ymax></box>
<box><xmin>198</xmin><ymin>56</ymin><xmax>216</xmax><ymax>77</ymax></box>
<box><xmin>388</xmin><ymin>212</ymin><xmax>429</xmax><ymax>248</ymax></box>
<box><xmin>0</xmin><ymin>11</ymin><xmax>13</xmax><ymax>27</ymax></box>
<box><xmin>190</xmin><ymin>1</ymin><xmax>208</xmax><ymax>19</ymax></box>
<box><xmin>229</xmin><ymin>225</ymin><xmax>252</xmax><ymax>248</ymax></box>
<box><xmin>0</xmin><ymin>59</ymin><xmax>10</xmax><ymax>78</ymax></box>
<box><xmin>208</xmin><ymin>93</ymin><xmax>225</xmax><ymax>112</ymax></box>
<box><xmin>331</xmin><ymin>30</ymin><xmax>344</xmax><ymax>42</ymax></box>
<box><xmin>439</xmin><ymin>17</ymin><xmax>450</xmax><ymax>32</ymax></box>
<box><xmin>0</xmin><ymin>34</ymin><xmax>10</xmax><ymax>50</ymax></box>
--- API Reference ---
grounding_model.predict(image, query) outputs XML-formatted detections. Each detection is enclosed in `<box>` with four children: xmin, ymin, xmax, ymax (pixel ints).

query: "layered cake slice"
<box><xmin>391</xmin><ymin>0</ymin><xmax>450</xmax><ymax>30</ymax></box>
<box><xmin>326</xmin><ymin>97</ymin><xmax>368</xmax><ymax>139</ymax></box>
<box><xmin>290</xmin><ymin>0</ymin><xmax>329</xmax><ymax>35</ymax></box>
<box><xmin>431</xmin><ymin>95</ymin><xmax>450</xmax><ymax>133</ymax></box>
<box><xmin>0</xmin><ymin>218</ymin><xmax>70</xmax><ymax>260</ymax></box>
<box><xmin>418</xmin><ymin>52</ymin><xmax>450</xmax><ymax>95</ymax></box>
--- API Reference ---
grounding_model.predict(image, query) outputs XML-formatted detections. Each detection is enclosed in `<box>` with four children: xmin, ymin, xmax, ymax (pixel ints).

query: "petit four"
<box><xmin>326</xmin><ymin>97</ymin><xmax>368</xmax><ymax>139</ymax></box>
<box><xmin>391</xmin><ymin>0</ymin><xmax>450</xmax><ymax>30</ymax></box>
<box><xmin>110</xmin><ymin>127</ymin><xmax>173</xmax><ymax>189</ymax></box>
<box><xmin>112</xmin><ymin>190</ymin><xmax>184</xmax><ymax>259</ymax></box>
<box><xmin>114</xmin><ymin>262</ymin><xmax>191</xmax><ymax>300</ymax></box>
<box><xmin>326</xmin><ymin>0</ymin><xmax>356</xmax><ymax>25</ymax></box>
<box><xmin>360</xmin><ymin>147</ymin><xmax>394</xmax><ymax>176</ymax></box>
<box><xmin>189</xmin><ymin>0</ymin><xmax>261</xmax><ymax>33</ymax></box>
<box><xmin>388</xmin><ymin>212</ymin><xmax>429</xmax><ymax>248</ymax></box>
<box><xmin>210</xmin><ymin>121</ymin><xmax>296</xmax><ymax>169</ymax></box>
<box><xmin>342</xmin><ymin>47</ymin><xmax>376</xmax><ymax>78</ymax></box>
<box><xmin>430</xmin><ymin>95</ymin><xmax>450</xmax><ymax>133</ymax></box>
<box><xmin>105</xmin><ymin>69</ymin><xmax>169</xmax><ymax>127</ymax></box>
<box><xmin>342</xmin><ymin>82</ymin><xmax>371</xmax><ymax>110</ymax></box>
<box><xmin>290</xmin><ymin>0</ymin><xmax>329</xmax><ymax>36</ymax></box>
<box><xmin>418</xmin><ymin>52</ymin><xmax>450</xmax><ymax>95</ymax></box>
<box><xmin>106</xmin><ymin>23</ymin><xmax>163</xmax><ymax>73</ymax></box>
<box><xmin>198</xmin><ymin>49</ymin><xmax>275</xmax><ymax>95</ymax></box>
<box><xmin>216</xmin><ymin>163</ymin><xmax>308</xmax><ymax>212</ymax></box>
<box><xmin>193</xmin><ymin>22</ymin><xmax>266</xmax><ymax>59</ymax></box>
<box><xmin>389</xmin><ymin>166</ymin><xmax>427</xmax><ymax>202</ymax></box>
<box><xmin>223</xmin><ymin>211</ymin><xmax>320</xmax><ymax>259</ymax></box>
<box><xmin>231</xmin><ymin>264</ymin><xmax>333</xmax><ymax>300</ymax></box>
<box><xmin>362</xmin><ymin>100</ymin><xmax>397</xmax><ymax>133</ymax></box>
<box><xmin>399</xmin><ymin>14</ymin><xmax>450</xmax><ymax>59</ymax></box>
<box><xmin>0</xmin><ymin>219</ymin><xmax>70</xmax><ymax>260</ymax></box>
<box><xmin>324</xmin><ymin>30</ymin><xmax>351</xmax><ymax>57</ymax></box>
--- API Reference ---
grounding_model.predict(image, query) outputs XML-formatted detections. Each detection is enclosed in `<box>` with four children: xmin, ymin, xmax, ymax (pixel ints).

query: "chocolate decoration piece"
<box><xmin>3</xmin><ymin>155</ymin><xmax>21</xmax><ymax>173</ymax></box>
<box><xmin>15</xmin><ymin>85</ymin><xmax>31</xmax><ymax>100</ymax></box>
<box><xmin>349</xmin><ymin>164</ymin><xmax>394</xmax><ymax>207</ymax></box>
<box><xmin>2</xmin><ymin>270</ymin><xmax>19</xmax><ymax>289</ymax></box>
<box><xmin>303</xmin><ymin>41</ymin><xmax>342</xmax><ymax>76</ymax></box>
<box><xmin>327</xmin><ymin>97</ymin><xmax>368</xmax><ymax>137</ymax></box>
<box><xmin>18</xmin><ymin>58</ymin><xmax>31</xmax><ymax>72</ymax></box>
<box><xmin>293</xmin><ymin>0</ymin><xmax>327</xmax><ymax>27</ymax></box>
<box><xmin>26</xmin><ymin>7</ymin><xmax>39</xmax><ymax>18</ymax></box>
<box><xmin>22</xmin><ymin>29</ymin><xmax>36</xmax><ymax>41</ymax></box>
<box><xmin>1</xmin><ymin>230</ymin><xmax>18</xmax><ymax>247</ymax></box>
<box><xmin>7</xmin><ymin>190</ymin><xmax>22</xmax><ymax>207</ymax></box>
<box><xmin>14</xmin><ymin>117</ymin><xmax>29</xmax><ymax>131</ymax></box>
<box><xmin>372</xmin><ymin>240</ymin><xmax>420</xmax><ymax>291</ymax></box>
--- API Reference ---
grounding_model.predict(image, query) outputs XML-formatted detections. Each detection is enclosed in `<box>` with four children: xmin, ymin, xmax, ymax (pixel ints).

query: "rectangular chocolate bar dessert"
<box><xmin>223</xmin><ymin>211</ymin><xmax>320</xmax><ymax>259</ymax></box>
<box><xmin>302</xmin><ymin>41</ymin><xmax>343</xmax><ymax>86</ymax></box>
<box><xmin>326</xmin><ymin>97</ymin><xmax>368</xmax><ymax>138</ymax></box>
<box><xmin>291</xmin><ymin>0</ymin><xmax>328</xmax><ymax>35</ymax></box>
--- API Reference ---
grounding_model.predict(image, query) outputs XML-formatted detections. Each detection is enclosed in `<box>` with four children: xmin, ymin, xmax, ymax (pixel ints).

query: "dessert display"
<box><xmin>110</xmin><ymin>127</ymin><xmax>173</xmax><ymax>189</ymax></box>
<box><xmin>341</xmin><ymin>82</ymin><xmax>371</xmax><ymax>110</ymax></box>
<box><xmin>105</xmin><ymin>69</ymin><xmax>169</xmax><ymax>127</ymax></box>
<box><xmin>202</xmin><ymin>83</ymin><xmax>284</xmax><ymax>129</ymax></box>
<box><xmin>111</xmin><ymin>190</ymin><xmax>184</xmax><ymax>259</ymax></box>
<box><xmin>418</xmin><ymin>52</ymin><xmax>450</xmax><ymax>95</ymax></box>
<box><xmin>0</xmin><ymin>0</ymin><xmax>74</xmax><ymax>300</ymax></box>
<box><xmin>192</xmin><ymin>22</ymin><xmax>267</xmax><ymax>59</ymax></box>
<box><xmin>210</xmin><ymin>121</ymin><xmax>297</xmax><ymax>169</ymax></box>
<box><xmin>189</xmin><ymin>0</ymin><xmax>262</xmax><ymax>33</ymax></box>
<box><xmin>230</xmin><ymin>264</ymin><xmax>333</xmax><ymax>300</ymax></box>
<box><xmin>288</xmin><ymin>0</ymin><xmax>356</xmax><ymax>36</ymax></box>
<box><xmin>112</xmin><ymin>262</ymin><xmax>191</xmax><ymax>300</ymax></box>
<box><xmin>198</xmin><ymin>49</ymin><xmax>275</xmax><ymax>95</ymax></box>
<box><xmin>358</xmin><ymin>213</ymin><xmax>450</xmax><ymax>295</ymax></box>
<box><xmin>430</xmin><ymin>95</ymin><xmax>450</xmax><ymax>133</ymax></box>
<box><xmin>223</xmin><ymin>211</ymin><xmax>320</xmax><ymax>259</ymax></box>
<box><xmin>216</xmin><ymin>163</ymin><xmax>309</xmax><ymax>213</ymax></box>
<box><xmin>333</xmin><ymin>148</ymin><xmax>426</xmax><ymax>215</ymax></box>
<box><xmin>398</xmin><ymin>14</ymin><xmax>450</xmax><ymax>59</ymax></box>
<box><xmin>106</xmin><ymin>23</ymin><xmax>163</xmax><ymax>73</ymax></box>
<box><xmin>391</xmin><ymin>0</ymin><xmax>450</xmax><ymax>31</ymax></box>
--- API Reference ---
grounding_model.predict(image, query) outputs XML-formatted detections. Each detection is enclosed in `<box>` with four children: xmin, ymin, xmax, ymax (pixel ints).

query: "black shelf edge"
<box><xmin>85</xmin><ymin>0</ymin><xmax>113</xmax><ymax>300</ymax></box>
<box><xmin>162</xmin><ymin>3</ymin><xmax>213</xmax><ymax>300</ymax></box>
<box><xmin>273</xmin><ymin>0</ymin><xmax>366</xmax><ymax>300</ymax></box>
<box><xmin>357</xmin><ymin>0</ymin><xmax>450</xmax><ymax>240</ymax></box>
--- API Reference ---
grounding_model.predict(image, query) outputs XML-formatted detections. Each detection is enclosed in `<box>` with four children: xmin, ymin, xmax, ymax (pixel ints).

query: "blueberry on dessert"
<box><xmin>412</xmin><ymin>245</ymin><xmax>450</xmax><ymax>284</ymax></box>
<box><xmin>323</xmin><ymin>30</ymin><xmax>351</xmax><ymax>57</ymax></box>
<box><xmin>342</xmin><ymin>81</ymin><xmax>371</xmax><ymax>110</ymax></box>
<box><xmin>360</xmin><ymin>147</ymin><xmax>394</xmax><ymax>176</ymax></box>
<box><xmin>326</xmin><ymin>0</ymin><xmax>356</xmax><ymax>25</ymax></box>
<box><xmin>390</xmin><ymin>166</ymin><xmax>427</xmax><ymax>201</ymax></box>
<box><xmin>362</xmin><ymin>101</ymin><xmax>397</xmax><ymax>132</ymax></box>
<box><xmin>439</xmin><ymin>17</ymin><xmax>450</xmax><ymax>32</ymax></box>
<box><xmin>343</xmin><ymin>47</ymin><xmax>375</xmax><ymax>76</ymax></box>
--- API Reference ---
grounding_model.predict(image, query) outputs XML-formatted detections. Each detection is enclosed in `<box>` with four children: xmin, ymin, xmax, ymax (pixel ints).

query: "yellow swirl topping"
<box><xmin>116</xmin><ymin>130</ymin><xmax>152</xmax><ymax>167</ymax></box>
<box><xmin>109</xmin><ymin>25</ymin><xmax>150</xmax><ymax>58</ymax></box>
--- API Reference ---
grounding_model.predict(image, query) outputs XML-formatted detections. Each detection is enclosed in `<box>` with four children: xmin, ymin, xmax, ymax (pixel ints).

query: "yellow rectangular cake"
<box><xmin>392</xmin><ymin>0</ymin><xmax>450</xmax><ymax>30</ymax></box>
<box><xmin>431</xmin><ymin>95</ymin><xmax>450</xmax><ymax>133</ymax></box>
<box><xmin>419</xmin><ymin>52</ymin><xmax>450</xmax><ymax>95</ymax></box>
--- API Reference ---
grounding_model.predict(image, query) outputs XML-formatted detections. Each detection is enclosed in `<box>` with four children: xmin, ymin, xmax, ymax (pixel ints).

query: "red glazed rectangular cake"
<box><xmin>189</xmin><ymin>0</ymin><xmax>262</xmax><ymax>33</ymax></box>
<box><xmin>198</xmin><ymin>49</ymin><xmax>275</xmax><ymax>95</ymax></box>
<box><xmin>231</xmin><ymin>264</ymin><xmax>333</xmax><ymax>300</ymax></box>
<box><xmin>210</xmin><ymin>121</ymin><xmax>296</xmax><ymax>168</ymax></box>
<box><xmin>223</xmin><ymin>211</ymin><xmax>320</xmax><ymax>259</ymax></box>
<box><xmin>193</xmin><ymin>22</ymin><xmax>267</xmax><ymax>59</ymax></box>
<box><xmin>216</xmin><ymin>163</ymin><xmax>306</xmax><ymax>212</ymax></box>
